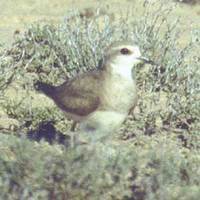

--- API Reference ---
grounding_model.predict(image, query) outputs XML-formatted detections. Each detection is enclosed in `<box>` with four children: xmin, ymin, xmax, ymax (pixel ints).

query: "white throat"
<box><xmin>109</xmin><ymin>62</ymin><xmax>134</xmax><ymax>81</ymax></box>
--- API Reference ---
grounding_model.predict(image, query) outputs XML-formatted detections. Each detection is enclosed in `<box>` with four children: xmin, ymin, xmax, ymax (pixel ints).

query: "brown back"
<box><xmin>53</xmin><ymin>70</ymin><xmax>106</xmax><ymax>116</ymax></box>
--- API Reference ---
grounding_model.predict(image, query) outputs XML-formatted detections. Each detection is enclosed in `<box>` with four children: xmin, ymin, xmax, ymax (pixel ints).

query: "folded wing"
<box><xmin>54</xmin><ymin>70</ymin><xmax>103</xmax><ymax>116</ymax></box>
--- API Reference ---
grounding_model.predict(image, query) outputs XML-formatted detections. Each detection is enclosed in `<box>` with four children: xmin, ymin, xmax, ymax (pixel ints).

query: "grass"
<box><xmin>0</xmin><ymin>1</ymin><xmax>199</xmax><ymax>199</ymax></box>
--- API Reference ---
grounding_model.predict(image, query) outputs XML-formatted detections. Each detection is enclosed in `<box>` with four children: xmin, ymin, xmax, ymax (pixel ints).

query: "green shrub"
<box><xmin>0</xmin><ymin>133</ymin><xmax>200</xmax><ymax>200</ymax></box>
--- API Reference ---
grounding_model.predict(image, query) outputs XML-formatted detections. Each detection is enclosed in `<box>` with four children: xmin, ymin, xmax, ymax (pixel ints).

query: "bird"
<box><xmin>34</xmin><ymin>41</ymin><xmax>150</xmax><ymax>143</ymax></box>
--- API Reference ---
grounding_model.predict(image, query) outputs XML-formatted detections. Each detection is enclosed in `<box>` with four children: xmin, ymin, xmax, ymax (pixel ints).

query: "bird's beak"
<box><xmin>137</xmin><ymin>57</ymin><xmax>155</xmax><ymax>65</ymax></box>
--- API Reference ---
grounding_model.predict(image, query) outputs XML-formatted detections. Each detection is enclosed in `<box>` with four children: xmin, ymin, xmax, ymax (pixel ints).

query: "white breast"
<box><xmin>104</xmin><ymin>73</ymin><xmax>137</xmax><ymax>114</ymax></box>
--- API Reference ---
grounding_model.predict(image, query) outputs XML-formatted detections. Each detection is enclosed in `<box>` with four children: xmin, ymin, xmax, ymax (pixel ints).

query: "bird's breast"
<box><xmin>102</xmin><ymin>76</ymin><xmax>137</xmax><ymax>113</ymax></box>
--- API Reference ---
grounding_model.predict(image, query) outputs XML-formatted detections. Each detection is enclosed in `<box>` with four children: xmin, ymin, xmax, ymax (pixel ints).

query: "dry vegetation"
<box><xmin>0</xmin><ymin>1</ymin><xmax>199</xmax><ymax>199</ymax></box>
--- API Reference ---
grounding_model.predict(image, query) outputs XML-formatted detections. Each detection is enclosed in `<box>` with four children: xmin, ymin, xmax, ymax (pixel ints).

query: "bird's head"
<box><xmin>105</xmin><ymin>41</ymin><xmax>151</xmax><ymax>68</ymax></box>
<box><xmin>103</xmin><ymin>41</ymin><xmax>151</xmax><ymax>78</ymax></box>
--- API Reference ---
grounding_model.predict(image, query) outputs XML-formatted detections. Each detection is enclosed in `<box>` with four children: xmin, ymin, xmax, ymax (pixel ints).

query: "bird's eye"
<box><xmin>120</xmin><ymin>48</ymin><xmax>130</xmax><ymax>55</ymax></box>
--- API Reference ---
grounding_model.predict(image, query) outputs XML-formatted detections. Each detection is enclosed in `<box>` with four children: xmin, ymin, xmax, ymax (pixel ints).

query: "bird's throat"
<box><xmin>109</xmin><ymin>63</ymin><xmax>133</xmax><ymax>81</ymax></box>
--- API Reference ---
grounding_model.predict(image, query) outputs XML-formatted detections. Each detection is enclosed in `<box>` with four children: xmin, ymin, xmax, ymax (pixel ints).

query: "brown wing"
<box><xmin>53</xmin><ymin>70</ymin><xmax>104</xmax><ymax>116</ymax></box>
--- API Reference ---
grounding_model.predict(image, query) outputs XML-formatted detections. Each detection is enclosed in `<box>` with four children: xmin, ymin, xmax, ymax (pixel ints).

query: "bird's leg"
<box><xmin>69</xmin><ymin>122</ymin><xmax>89</xmax><ymax>147</ymax></box>
<box><xmin>69</xmin><ymin>122</ymin><xmax>78</xmax><ymax>148</ymax></box>
<box><xmin>123</xmin><ymin>104</ymin><xmax>137</xmax><ymax>125</ymax></box>
<box><xmin>70</xmin><ymin>122</ymin><xmax>77</xmax><ymax>132</ymax></box>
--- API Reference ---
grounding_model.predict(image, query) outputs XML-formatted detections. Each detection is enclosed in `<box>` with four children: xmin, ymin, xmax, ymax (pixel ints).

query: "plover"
<box><xmin>35</xmin><ymin>41</ymin><xmax>149</xmax><ymax>142</ymax></box>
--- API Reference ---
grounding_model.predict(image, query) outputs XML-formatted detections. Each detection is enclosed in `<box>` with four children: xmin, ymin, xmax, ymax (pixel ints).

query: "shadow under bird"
<box><xmin>34</xmin><ymin>41</ymin><xmax>150</xmax><ymax>143</ymax></box>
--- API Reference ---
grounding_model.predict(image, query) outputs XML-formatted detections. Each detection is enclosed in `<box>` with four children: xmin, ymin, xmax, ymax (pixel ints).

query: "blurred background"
<box><xmin>0</xmin><ymin>0</ymin><xmax>199</xmax><ymax>47</ymax></box>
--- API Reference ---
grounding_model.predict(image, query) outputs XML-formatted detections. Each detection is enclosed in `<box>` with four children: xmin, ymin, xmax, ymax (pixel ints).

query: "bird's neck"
<box><xmin>106</xmin><ymin>62</ymin><xmax>134</xmax><ymax>81</ymax></box>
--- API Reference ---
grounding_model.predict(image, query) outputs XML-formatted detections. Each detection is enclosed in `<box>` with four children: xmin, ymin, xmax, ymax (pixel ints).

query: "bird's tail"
<box><xmin>34</xmin><ymin>81</ymin><xmax>55</xmax><ymax>98</ymax></box>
